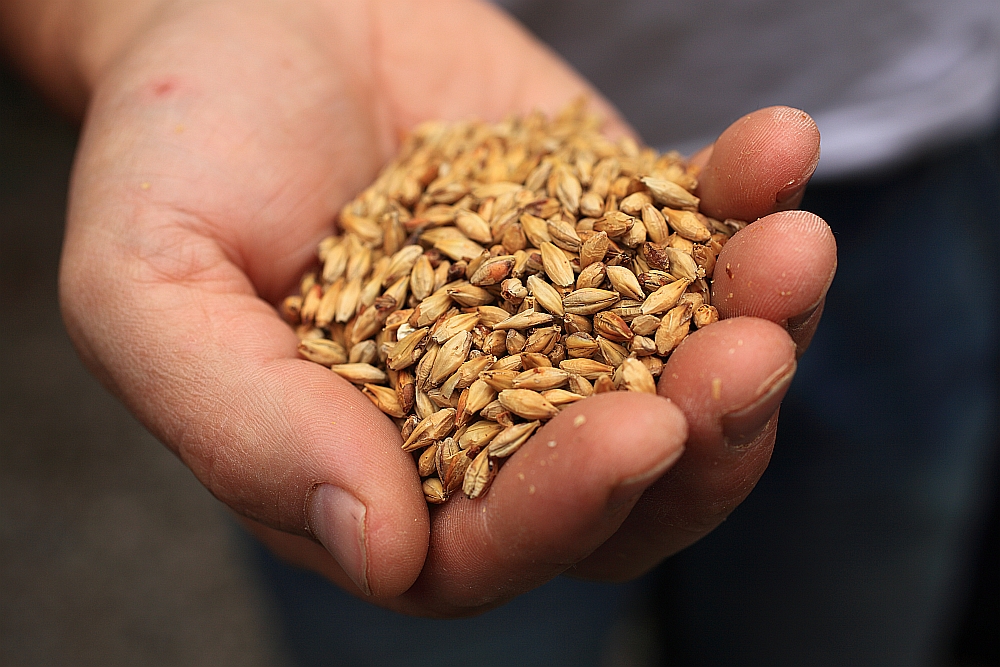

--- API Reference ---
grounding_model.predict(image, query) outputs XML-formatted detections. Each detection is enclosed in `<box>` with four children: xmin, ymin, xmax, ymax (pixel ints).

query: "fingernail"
<box><xmin>787</xmin><ymin>298</ymin><xmax>823</xmax><ymax>330</ymax></box>
<box><xmin>606</xmin><ymin>446</ymin><xmax>684</xmax><ymax>512</ymax></box>
<box><xmin>721</xmin><ymin>360</ymin><xmax>796</xmax><ymax>447</ymax></box>
<box><xmin>774</xmin><ymin>180</ymin><xmax>808</xmax><ymax>210</ymax></box>
<box><xmin>786</xmin><ymin>299</ymin><xmax>826</xmax><ymax>355</ymax></box>
<box><xmin>308</xmin><ymin>484</ymin><xmax>370</xmax><ymax>595</ymax></box>
<box><xmin>774</xmin><ymin>147</ymin><xmax>819</xmax><ymax>210</ymax></box>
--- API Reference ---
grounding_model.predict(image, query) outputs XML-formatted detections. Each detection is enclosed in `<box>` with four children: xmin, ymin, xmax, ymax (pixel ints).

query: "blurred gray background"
<box><xmin>0</xmin><ymin>67</ymin><xmax>291</xmax><ymax>666</ymax></box>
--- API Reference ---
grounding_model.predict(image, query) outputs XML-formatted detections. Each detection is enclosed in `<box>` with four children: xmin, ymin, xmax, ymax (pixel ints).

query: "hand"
<box><xmin>55</xmin><ymin>0</ymin><xmax>835</xmax><ymax>616</ymax></box>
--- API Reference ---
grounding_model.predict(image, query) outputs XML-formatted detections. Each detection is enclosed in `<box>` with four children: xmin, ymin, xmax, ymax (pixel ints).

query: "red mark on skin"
<box><xmin>149</xmin><ymin>77</ymin><xmax>180</xmax><ymax>98</ymax></box>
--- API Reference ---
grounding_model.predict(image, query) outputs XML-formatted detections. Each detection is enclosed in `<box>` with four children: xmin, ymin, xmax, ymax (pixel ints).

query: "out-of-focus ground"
<box><xmin>0</xmin><ymin>68</ymin><xmax>292</xmax><ymax>667</ymax></box>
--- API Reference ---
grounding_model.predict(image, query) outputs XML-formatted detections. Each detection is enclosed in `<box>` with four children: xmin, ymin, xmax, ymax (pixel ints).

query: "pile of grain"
<box><xmin>280</xmin><ymin>102</ymin><xmax>744</xmax><ymax>502</ymax></box>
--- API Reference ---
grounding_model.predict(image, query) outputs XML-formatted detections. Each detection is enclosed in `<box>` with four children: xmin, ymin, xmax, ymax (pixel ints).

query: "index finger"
<box><xmin>695</xmin><ymin>106</ymin><xmax>821</xmax><ymax>221</ymax></box>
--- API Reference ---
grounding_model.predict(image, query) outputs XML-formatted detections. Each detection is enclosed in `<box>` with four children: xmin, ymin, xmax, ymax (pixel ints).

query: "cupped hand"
<box><xmin>59</xmin><ymin>0</ymin><xmax>835</xmax><ymax>617</ymax></box>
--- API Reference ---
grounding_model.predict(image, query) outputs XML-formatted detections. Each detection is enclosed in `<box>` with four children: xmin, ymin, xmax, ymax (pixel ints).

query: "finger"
<box><xmin>393</xmin><ymin>392</ymin><xmax>687</xmax><ymax>616</ymax></box>
<box><xmin>572</xmin><ymin>317</ymin><xmax>795</xmax><ymax>580</ymax></box>
<box><xmin>697</xmin><ymin>106</ymin><xmax>821</xmax><ymax>221</ymax></box>
<box><xmin>59</xmin><ymin>231</ymin><xmax>429</xmax><ymax>599</ymax></box>
<box><xmin>713</xmin><ymin>210</ymin><xmax>837</xmax><ymax>354</ymax></box>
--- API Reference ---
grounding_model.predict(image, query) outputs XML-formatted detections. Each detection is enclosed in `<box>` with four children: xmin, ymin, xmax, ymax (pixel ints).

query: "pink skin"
<box><xmin>693</xmin><ymin>105</ymin><xmax>822</xmax><ymax>218</ymax></box>
<box><xmin>31</xmin><ymin>0</ymin><xmax>837</xmax><ymax>616</ymax></box>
